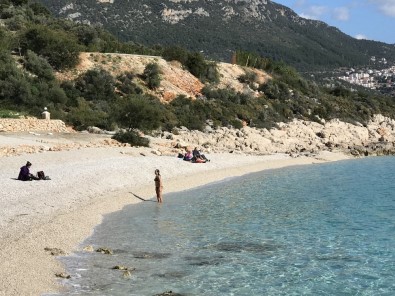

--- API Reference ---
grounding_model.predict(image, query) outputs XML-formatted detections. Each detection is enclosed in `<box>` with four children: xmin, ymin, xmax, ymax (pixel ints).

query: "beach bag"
<box><xmin>37</xmin><ymin>171</ymin><xmax>45</xmax><ymax>180</ymax></box>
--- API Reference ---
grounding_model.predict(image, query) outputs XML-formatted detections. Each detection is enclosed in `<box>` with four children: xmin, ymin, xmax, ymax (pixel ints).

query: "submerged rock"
<box><xmin>112</xmin><ymin>265</ymin><xmax>135</xmax><ymax>271</ymax></box>
<box><xmin>44</xmin><ymin>247</ymin><xmax>66</xmax><ymax>256</ymax></box>
<box><xmin>212</xmin><ymin>241</ymin><xmax>279</xmax><ymax>253</ymax></box>
<box><xmin>154</xmin><ymin>291</ymin><xmax>185</xmax><ymax>296</ymax></box>
<box><xmin>112</xmin><ymin>265</ymin><xmax>128</xmax><ymax>270</ymax></box>
<box><xmin>154</xmin><ymin>271</ymin><xmax>188</xmax><ymax>279</ymax></box>
<box><xmin>55</xmin><ymin>272</ymin><xmax>71</xmax><ymax>279</ymax></box>
<box><xmin>184</xmin><ymin>255</ymin><xmax>225</xmax><ymax>266</ymax></box>
<box><xmin>83</xmin><ymin>245</ymin><xmax>95</xmax><ymax>252</ymax></box>
<box><xmin>133</xmin><ymin>251</ymin><xmax>171</xmax><ymax>259</ymax></box>
<box><xmin>96</xmin><ymin>247</ymin><xmax>113</xmax><ymax>255</ymax></box>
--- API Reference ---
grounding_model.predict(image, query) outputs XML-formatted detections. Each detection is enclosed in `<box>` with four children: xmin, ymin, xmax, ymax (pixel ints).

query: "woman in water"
<box><xmin>154</xmin><ymin>169</ymin><xmax>163</xmax><ymax>203</ymax></box>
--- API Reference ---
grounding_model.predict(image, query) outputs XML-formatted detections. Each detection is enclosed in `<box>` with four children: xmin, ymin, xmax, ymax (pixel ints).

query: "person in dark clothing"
<box><xmin>18</xmin><ymin>161</ymin><xmax>39</xmax><ymax>181</ymax></box>
<box><xmin>192</xmin><ymin>147</ymin><xmax>210</xmax><ymax>162</ymax></box>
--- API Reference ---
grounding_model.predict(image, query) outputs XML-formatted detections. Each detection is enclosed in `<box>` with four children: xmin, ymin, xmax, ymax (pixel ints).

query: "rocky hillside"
<box><xmin>56</xmin><ymin>52</ymin><xmax>271</xmax><ymax>102</ymax></box>
<box><xmin>37</xmin><ymin>0</ymin><xmax>395</xmax><ymax>70</ymax></box>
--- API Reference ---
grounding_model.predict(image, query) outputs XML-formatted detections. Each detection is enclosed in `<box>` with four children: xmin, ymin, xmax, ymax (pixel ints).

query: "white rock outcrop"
<box><xmin>167</xmin><ymin>115</ymin><xmax>395</xmax><ymax>156</ymax></box>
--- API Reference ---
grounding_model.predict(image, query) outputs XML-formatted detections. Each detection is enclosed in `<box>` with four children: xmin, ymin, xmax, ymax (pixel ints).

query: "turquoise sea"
<box><xmin>53</xmin><ymin>157</ymin><xmax>395</xmax><ymax>295</ymax></box>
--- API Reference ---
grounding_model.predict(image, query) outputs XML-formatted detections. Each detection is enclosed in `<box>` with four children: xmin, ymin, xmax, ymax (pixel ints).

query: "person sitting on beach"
<box><xmin>183</xmin><ymin>149</ymin><xmax>193</xmax><ymax>161</ymax></box>
<box><xmin>17</xmin><ymin>161</ymin><xmax>40</xmax><ymax>181</ymax></box>
<box><xmin>192</xmin><ymin>147</ymin><xmax>210</xmax><ymax>163</ymax></box>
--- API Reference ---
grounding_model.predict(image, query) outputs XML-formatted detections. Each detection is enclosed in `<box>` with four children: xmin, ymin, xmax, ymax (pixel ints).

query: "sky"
<box><xmin>273</xmin><ymin>0</ymin><xmax>395</xmax><ymax>44</ymax></box>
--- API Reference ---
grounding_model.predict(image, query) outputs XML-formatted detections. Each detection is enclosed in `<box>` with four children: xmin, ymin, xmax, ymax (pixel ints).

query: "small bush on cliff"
<box><xmin>162</xmin><ymin>47</ymin><xmax>219</xmax><ymax>83</ymax></box>
<box><xmin>185</xmin><ymin>52</ymin><xmax>219</xmax><ymax>83</ymax></box>
<box><xmin>112</xmin><ymin>130</ymin><xmax>149</xmax><ymax>147</ymax></box>
<box><xmin>238</xmin><ymin>70</ymin><xmax>258</xmax><ymax>85</ymax></box>
<box><xmin>75</xmin><ymin>68</ymin><xmax>116</xmax><ymax>101</ymax></box>
<box><xmin>143</xmin><ymin>63</ymin><xmax>161</xmax><ymax>90</ymax></box>
<box><xmin>259</xmin><ymin>80</ymin><xmax>292</xmax><ymax>101</ymax></box>
<box><xmin>116</xmin><ymin>72</ymin><xmax>142</xmax><ymax>95</ymax></box>
<box><xmin>162</xmin><ymin>46</ymin><xmax>189</xmax><ymax>65</ymax></box>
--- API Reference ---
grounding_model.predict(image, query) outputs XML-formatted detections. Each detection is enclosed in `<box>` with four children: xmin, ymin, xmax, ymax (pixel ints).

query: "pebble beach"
<box><xmin>0</xmin><ymin>131</ymin><xmax>351</xmax><ymax>295</ymax></box>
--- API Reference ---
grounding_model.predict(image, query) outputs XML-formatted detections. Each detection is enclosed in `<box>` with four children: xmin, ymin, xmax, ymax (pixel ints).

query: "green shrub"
<box><xmin>162</xmin><ymin>46</ymin><xmax>189</xmax><ymax>64</ymax></box>
<box><xmin>238</xmin><ymin>70</ymin><xmax>257</xmax><ymax>85</ymax></box>
<box><xmin>168</xmin><ymin>95</ymin><xmax>208</xmax><ymax>131</ymax></box>
<box><xmin>112</xmin><ymin>95</ymin><xmax>162</xmax><ymax>131</ymax></box>
<box><xmin>328</xmin><ymin>86</ymin><xmax>352</xmax><ymax>97</ymax></box>
<box><xmin>29</xmin><ymin>2</ymin><xmax>51</xmax><ymax>16</ymax></box>
<box><xmin>185</xmin><ymin>52</ymin><xmax>219</xmax><ymax>83</ymax></box>
<box><xmin>143</xmin><ymin>63</ymin><xmax>161</xmax><ymax>89</ymax></box>
<box><xmin>66</xmin><ymin>98</ymin><xmax>110</xmax><ymax>130</ymax></box>
<box><xmin>112</xmin><ymin>130</ymin><xmax>149</xmax><ymax>147</ymax></box>
<box><xmin>70</xmin><ymin>25</ymin><xmax>99</xmax><ymax>47</ymax></box>
<box><xmin>10</xmin><ymin>0</ymin><xmax>28</xmax><ymax>6</ymax></box>
<box><xmin>75</xmin><ymin>68</ymin><xmax>116</xmax><ymax>101</ymax></box>
<box><xmin>259</xmin><ymin>80</ymin><xmax>291</xmax><ymax>101</ymax></box>
<box><xmin>0</xmin><ymin>109</ymin><xmax>21</xmax><ymax>118</ymax></box>
<box><xmin>116</xmin><ymin>72</ymin><xmax>142</xmax><ymax>95</ymax></box>
<box><xmin>230</xmin><ymin>119</ymin><xmax>244</xmax><ymax>129</ymax></box>
<box><xmin>0</xmin><ymin>28</ymin><xmax>12</xmax><ymax>51</ymax></box>
<box><xmin>0</xmin><ymin>51</ymin><xmax>30</xmax><ymax>104</ymax></box>
<box><xmin>24</xmin><ymin>50</ymin><xmax>54</xmax><ymax>81</ymax></box>
<box><xmin>21</xmin><ymin>25</ymin><xmax>81</xmax><ymax>70</ymax></box>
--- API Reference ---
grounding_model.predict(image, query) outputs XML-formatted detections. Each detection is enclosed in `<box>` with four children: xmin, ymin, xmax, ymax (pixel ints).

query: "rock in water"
<box><xmin>55</xmin><ymin>272</ymin><xmax>71</xmax><ymax>279</ymax></box>
<box><xmin>154</xmin><ymin>291</ymin><xmax>185</xmax><ymax>296</ymax></box>
<box><xmin>112</xmin><ymin>265</ymin><xmax>131</xmax><ymax>270</ymax></box>
<box><xmin>44</xmin><ymin>247</ymin><xmax>66</xmax><ymax>256</ymax></box>
<box><xmin>96</xmin><ymin>247</ymin><xmax>113</xmax><ymax>255</ymax></box>
<box><xmin>83</xmin><ymin>245</ymin><xmax>94</xmax><ymax>252</ymax></box>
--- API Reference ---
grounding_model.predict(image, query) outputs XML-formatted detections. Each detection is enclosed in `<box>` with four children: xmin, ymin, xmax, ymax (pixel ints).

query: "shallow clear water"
<box><xmin>54</xmin><ymin>157</ymin><xmax>395</xmax><ymax>296</ymax></box>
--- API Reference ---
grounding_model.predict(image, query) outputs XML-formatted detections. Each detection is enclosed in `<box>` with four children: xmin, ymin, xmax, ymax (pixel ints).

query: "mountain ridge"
<box><xmin>35</xmin><ymin>0</ymin><xmax>395</xmax><ymax>70</ymax></box>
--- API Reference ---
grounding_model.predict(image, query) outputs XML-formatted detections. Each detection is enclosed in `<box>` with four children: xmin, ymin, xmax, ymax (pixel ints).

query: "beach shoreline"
<box><xmin>0</xmin><ymin>133</ymin><xmax>351</xmax><ymax>296</ymax></box>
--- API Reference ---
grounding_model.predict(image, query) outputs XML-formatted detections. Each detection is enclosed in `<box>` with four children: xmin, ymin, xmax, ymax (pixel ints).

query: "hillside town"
<box><xmin>338</xmin><ymin>57</ymin><xmax>395</xmax><ymax>95</ymax></box>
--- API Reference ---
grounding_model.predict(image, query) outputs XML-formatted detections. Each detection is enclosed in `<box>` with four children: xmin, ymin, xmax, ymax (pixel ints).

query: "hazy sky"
<box><xmin>274</xmin><ymin>0</ymin><xmax>395</xmax><ymax>44</ymax></box>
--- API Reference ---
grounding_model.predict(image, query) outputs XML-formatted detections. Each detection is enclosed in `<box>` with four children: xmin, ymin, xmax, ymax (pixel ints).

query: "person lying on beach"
<box><xmin>193</xmin><ymin>157</ymin><xmax>207</xmax><ymax>163</ymax></box>
<box><xmin>18</xmin><ymin>161</ymin><xmax>40</xmax><ymax>181</ymax></box>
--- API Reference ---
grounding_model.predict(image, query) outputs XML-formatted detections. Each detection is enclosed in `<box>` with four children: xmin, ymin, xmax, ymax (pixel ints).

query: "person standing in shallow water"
<box><xmin>154</xmin><ymin>169</ymin><xmax>163</xmax><ymax>203</ymax></box>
